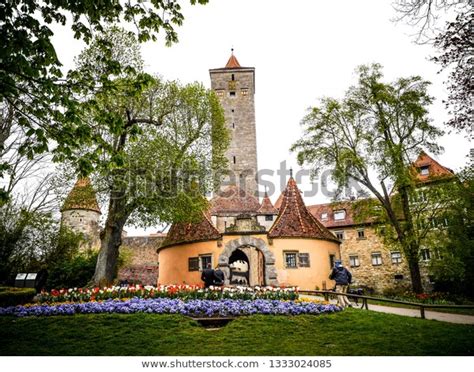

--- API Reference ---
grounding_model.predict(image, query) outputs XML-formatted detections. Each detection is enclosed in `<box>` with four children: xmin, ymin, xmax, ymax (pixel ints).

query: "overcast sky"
<box><xmin>52</xmin><ymin>0</ymin><xmax>471</xmax><ymax>235</ymax></box>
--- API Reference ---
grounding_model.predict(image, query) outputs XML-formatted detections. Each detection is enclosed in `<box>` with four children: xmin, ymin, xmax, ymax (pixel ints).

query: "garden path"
<box><xmin>300</xmin><ymin>295</ymin><xmax>474</xmax><ymax>325</ymax></box>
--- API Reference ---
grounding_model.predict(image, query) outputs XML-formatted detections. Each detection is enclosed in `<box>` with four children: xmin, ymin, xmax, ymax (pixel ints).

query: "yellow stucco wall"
<box><xmin>157</xmin><ymin>234</ymin><xmax>340</xmax><ymax>289</ymax></box>
<box><xmin>271</xmin><ymin>238</ymin><xmax>340</xmax><ymax>290</ymax></box>
<box><xmin>158</xmin><ymin>241</ymin><xmax>220</xmax><ymax>285</ymax></box>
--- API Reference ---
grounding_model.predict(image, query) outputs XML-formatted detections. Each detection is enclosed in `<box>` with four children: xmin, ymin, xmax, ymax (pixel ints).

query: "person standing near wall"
<box><xmin>213</xmin><ymin>266</ymin><xmax>225</xmax><ymax>286</ymax></box>
<box><xmin>329</xmin><ymin>260</ymin><xmax>353</xmax><ymax>308</ymax></box>
<box><xmin>201</xmin><ymin>263</ymin><xmax>215</xmax><ymax>288</ymax></box>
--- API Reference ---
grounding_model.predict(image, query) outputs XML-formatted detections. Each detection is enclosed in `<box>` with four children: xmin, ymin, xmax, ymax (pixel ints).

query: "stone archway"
<box><xmin>218</xmin><ymin>236</ymin><xmax>278</xmax><ymax>286</ymax></box>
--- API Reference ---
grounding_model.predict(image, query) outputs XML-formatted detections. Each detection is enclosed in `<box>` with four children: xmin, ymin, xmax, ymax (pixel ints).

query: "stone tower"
<box><xmin>61</xmin><ymin>177</ymin><xmax>101</xmax><ymax>249</ymax></box>
<box><xmin>209</xmin><ymin>51</ymin><xmax>258</xmax><ymax>196</ymax></box>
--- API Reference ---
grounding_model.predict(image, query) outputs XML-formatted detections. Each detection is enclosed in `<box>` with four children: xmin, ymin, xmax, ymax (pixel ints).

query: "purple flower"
<box><xmin>0</xmin><ymin>298</ymin><xmax>343</xmax><ymax>318</ymax></box>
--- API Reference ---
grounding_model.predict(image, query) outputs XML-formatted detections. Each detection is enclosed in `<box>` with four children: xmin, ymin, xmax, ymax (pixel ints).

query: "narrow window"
<box><xmin>349</xmin><ymin>255</ymin><xmax>360</xmax><ymax>267</ymax></box>
<box><xmin>391</xmin><ymin>251</ymin><xmax>402</xmax><ymax>264</ymax></box>
<box><xmin>371</xmin><ymin>252</ymin><xmax>382</xmax><ymax>266</ymax></box>
<box><xmin>420</xmin><ymin>166</ymin><xmax>429</xmax><ymax>176</ymax></box>
<box><xmin>394</xmin><ymin>274</ymin><xmax>404</xmax><ymax>280</ymax></box>
<box><xmin>284</xmin><ymin>252</ymin><xmax>298</xmax><ymax>268</ymax></box>
<box><xmin>298</xmin><ymin>253</ymin><xmax>310</xmax><ymax>267</ymax></box>
<box><xmin>199</xmin><ymin>255</ymin><xmax>212</xmax><ymax>271</ymax></box>
<box><xmin>189</xmin><ymin>257</ymin><xmax>199</xmax><ymax>271</ymax></box>
<box><xmin>357</xmin><ymin>229</ymin><xmax>365</xmax><ymax>239</ymax></box>
<box><xmin>229</xmin><ymin>91</ymin><xmax>236</xmax><ymax>97</ymax></box>
<box><xmin>334</xmin><ymin>230</ymin><xmax>344</xmax><ymax>240</ymax></box>
<box><xmin>232</xmin><ymin>123</ymin><xmax>235</xmax><ymax>129</ymax></box>
<box><xmin>231</xmin><ymin>74</ymin><xmax>235</xmax><ymax>81</ymax></box>
<box><xmin>329</xmin><ymin>254</ymin><xmax>336</xmax><ymax>270</ymax></box>
<box><xmin>421</xmin><ymin>249</ymin><xmax>431</xmax><ymax>261</ymax></box>
<box><xmin>233</xmin><ymin>156</ymin><xmax>236</xmax><ymax>164</ymax></box>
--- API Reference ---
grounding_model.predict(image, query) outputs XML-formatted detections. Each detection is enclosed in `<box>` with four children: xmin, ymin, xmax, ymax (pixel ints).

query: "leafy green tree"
<box><xmin>71</xmin><ymin>28</ymin><xmax>229</xmax><ymax>286</ymax></box>
<box><xmin>292</xmin><ymin>64</ymin><xmax>443</xmax><ymax>293</ymax></box>
<box><xmin>426</xmin><ymin>165</ymin><xmax>474</xmax><ymax>296</ymax></box>
<box><xmin>0</xmin><ymin>0</ymin><xmax>209</xmax><ymax>202</ymax></box>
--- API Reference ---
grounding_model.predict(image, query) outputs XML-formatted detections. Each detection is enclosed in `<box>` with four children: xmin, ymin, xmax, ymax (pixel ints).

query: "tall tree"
<box><xmin>292</xmin><ymin>64</ymin><xmax>443</xmax><ymax>293</ymax></box>
<box><xmin>72</xmin><ymin>29</ymin><xmax>228</xmax><ymax>286</ymax></box>
<box><xmin>426</xmin><ymin>164</ymin><xmax>474</xmax><ymax>296</ymax></box>
<box><xmin>0</xmin><ymin>0</ymin><xmax>209</xmax><ymax>202</ymax></box>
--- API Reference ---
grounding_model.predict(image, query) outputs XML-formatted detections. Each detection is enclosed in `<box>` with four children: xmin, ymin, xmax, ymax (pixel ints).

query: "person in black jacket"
<box><xmin>213</xmin><ymin>266</ymin><xmax>225</xmax><ymax>286</ymax></box>
<box><xmin>201</xmin><ymin>263</ymin><xmax>215</xmax><ymax>288</ymax></box>
<box><xmin>329</xmin><ymin>260</ymin><xmax>353</xmax><ymax>308</ymax></box>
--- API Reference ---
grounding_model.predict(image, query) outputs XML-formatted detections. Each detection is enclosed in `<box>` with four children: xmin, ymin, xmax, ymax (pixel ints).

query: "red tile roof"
<box><xmin>411</xmin><ymin>151</ymin><xmax>454</xmax><ymax>184</ymax></box>
<box><xmin>210</xmin><ymin>185</ymin><xmax>261</xmax><ymax>214</ymax></box>
<box><xmin>268</xmin><ymin>177</ymin><xmax>339</xmax><ymax>241</ymax></box>
<box><xmin>307</xmin><ymin>201</ymin><xmax>359</xmax><ymax>228</ymax></box>
<box><xmin>160</xmin><ymin>212</ymin><xmax>221</xmax><ymax>248</ymax></box>
<box><xmin>225</xmin><ymin>53</ymin><xmax>241</xmax><ymax>68</ymax></box>
<box><xmin>61</xmin><ymin>177</ymin><xmax>101</xmax><ymax>213</ymax></box>
<box><xmin>257</xmin><ymin>191</ymin><xmax>278</xmax><ymax>215</ymax></box>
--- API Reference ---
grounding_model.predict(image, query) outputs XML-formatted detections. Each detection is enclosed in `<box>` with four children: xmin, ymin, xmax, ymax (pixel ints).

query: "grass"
<box><xmin>0</xmin><ymin>309</ymin><xmax>473</xmax><ymax>356</ymax></box>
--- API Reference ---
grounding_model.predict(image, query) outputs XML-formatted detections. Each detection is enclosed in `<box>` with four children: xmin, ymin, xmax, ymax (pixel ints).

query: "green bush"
<box><xmin>0</xmin><ymin>287</ymin><xmax>36</xmax><ymax>307</ymax></box>
<box><xmin>45</xmin><ymin>251</ymin><xmax>98</xmax><ymax>290</ymax></box>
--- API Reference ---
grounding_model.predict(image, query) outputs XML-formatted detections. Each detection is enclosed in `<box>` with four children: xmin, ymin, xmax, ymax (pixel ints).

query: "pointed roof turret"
<box><xmin>257</xmin><ymin>190</ymin><xmax>278</xmax><ymax>215</ymax></box>
<box><xmin>268</xmin><ymin>177</ymin><xmax>338</xmax><ymax>241</ymax></box>
<box><xmin>159</xmin><ymin>211</ymin><xmax>221</xmax><ymax>249</ymax></box>
<box><xmin>61</xmin><ymin>177</ymin><xmax>101</xmax><ymax>213</ymax></box>
<box><xmin>225</xmin><ymin>49</ymin><xmax>241</xmax><ymax>68</ymax></box>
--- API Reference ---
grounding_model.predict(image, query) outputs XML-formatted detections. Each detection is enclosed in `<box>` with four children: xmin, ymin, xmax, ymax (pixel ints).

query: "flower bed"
<box><xmin>0</xmin><ymin>298</ymin><xmax>341</xmax><ymax>318</ymax></box>
<box><xmin>36</xmin><ymin>285</ymin><xmax>298</xmax><ymax>303</ymax></box>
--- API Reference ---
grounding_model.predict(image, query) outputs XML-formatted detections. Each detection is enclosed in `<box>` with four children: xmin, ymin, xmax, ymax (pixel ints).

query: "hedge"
<box><xmin>0</xmin><ymin>287</ymin><xmax>36</xmax><ymax>307</ymax></box>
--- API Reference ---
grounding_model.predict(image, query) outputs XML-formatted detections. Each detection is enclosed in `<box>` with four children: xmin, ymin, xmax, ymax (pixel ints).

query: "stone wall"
<box><xmin>210</xmin><ymin>67</ymin><xmax>258</xmax><ymax>196</ymax></box>
<box><xmin>336</xmin><ymin>226</ymin><xmax>432</xmax><ymax>293</ymax></box>
<box><xmin>117</xmin><ymin>236</ymin><xmax>165</xmax><ymax>285</ymax></box>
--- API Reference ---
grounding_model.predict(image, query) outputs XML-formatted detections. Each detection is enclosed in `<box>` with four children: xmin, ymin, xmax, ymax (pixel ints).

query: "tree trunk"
<box><xmin>398</xmin><ymin>184</ymin><xmax>424</xmax><ymax>293</ymax></box>
<box><xmin>92</xmin><ymin>198</ymin><xmax>129</xmax><ymax>287</ymax></box>
<box><xmin>406</xmin><ymin>249</ymin><xmax>424</xmax><ymax>294</ymax></box>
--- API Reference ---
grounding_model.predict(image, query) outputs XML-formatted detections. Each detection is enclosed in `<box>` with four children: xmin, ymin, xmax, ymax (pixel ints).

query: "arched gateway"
<box><xmin>218</xmin><ymin>236</ymin><xmax>278</xmax><ymax>286</ymax></box>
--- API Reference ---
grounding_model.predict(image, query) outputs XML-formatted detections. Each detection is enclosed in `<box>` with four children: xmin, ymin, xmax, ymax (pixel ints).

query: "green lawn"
<box><xmin>0</xmin><ymin>309</ymin><xmax>472</xmax><ymax>356</ymax></box>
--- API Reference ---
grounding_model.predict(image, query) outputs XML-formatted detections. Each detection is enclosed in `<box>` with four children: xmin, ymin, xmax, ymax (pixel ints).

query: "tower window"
<box><xmin>232</xmin><ymin>123</ymin><xmax>235</xmax><ymax>129</ymax></box>
<box><xmin>231</xmin><ymin>74</ymin><xmax>235</xmax><ymax>81</ymax></box>
<box><xmin>231</xmin><ymin>109</ymin><xmax>234</xmax><ymax>112</ymax></box>
<box><xmin>229</xmin><ymin>91</ymin><xmax>236</xmax><ymax>97</ymax></box>
<box><xmin>233</xmin><ymin>156</ymin><xmax>236</xmax><ymax>164</ymax></box>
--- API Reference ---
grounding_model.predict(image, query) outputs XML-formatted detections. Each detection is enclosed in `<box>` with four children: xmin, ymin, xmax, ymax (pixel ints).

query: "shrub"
<box><xmin>0</xmin><ymin>287</ymin><xmax>36</xmax><ymax>307</ymax></box>
<box><xmin>45</xmin><ymin>251</ymin><xmax>98</xmax><ymax>290</ymax></box>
